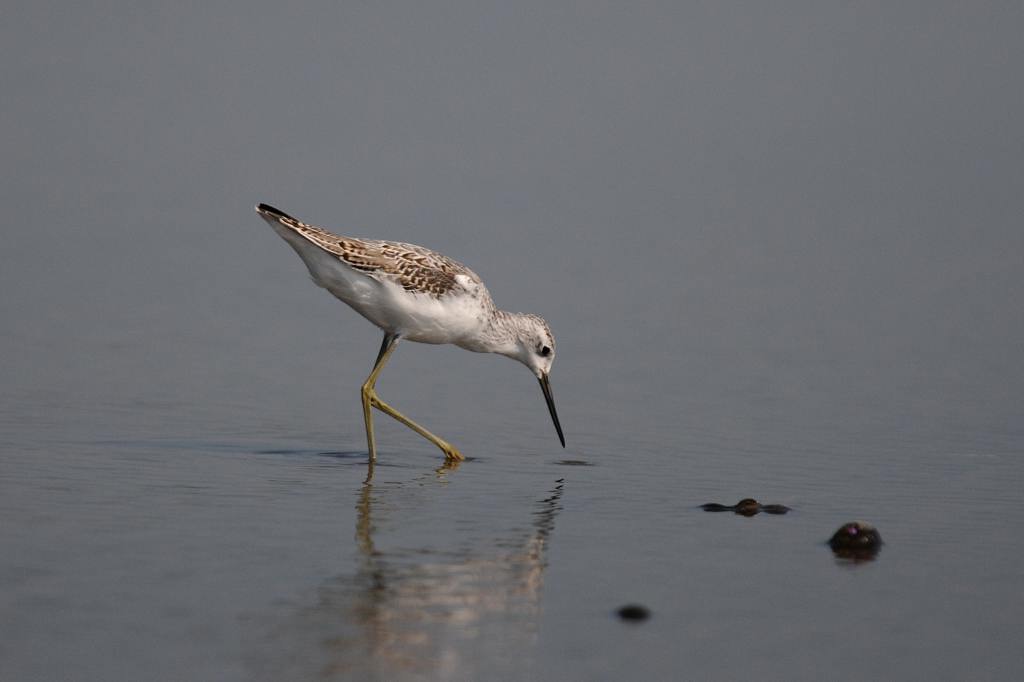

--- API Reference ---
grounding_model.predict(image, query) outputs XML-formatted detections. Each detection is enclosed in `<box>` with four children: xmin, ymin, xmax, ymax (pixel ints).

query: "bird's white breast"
<box><xmin>274</xmin><ymin>224</ymin><xmax>484</xmax><ymax>344</ymax></box>
<box><xmin>376</xmin><ymin>280</ymin><xmax>484</xmax><ymax>344</ymax></box>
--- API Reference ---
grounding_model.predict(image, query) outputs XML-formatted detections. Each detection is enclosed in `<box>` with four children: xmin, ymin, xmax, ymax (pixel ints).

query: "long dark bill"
<box><xmin>539</xmin><ymin>373</ymin><xmax>566</xmax><ymax>447</ymax></box>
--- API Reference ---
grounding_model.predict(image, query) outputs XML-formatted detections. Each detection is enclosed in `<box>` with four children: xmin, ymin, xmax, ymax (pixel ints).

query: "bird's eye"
<box><xmin>540</xmin><ymin>345</ymin><xmax>551</xmax><ymax>357</ymax></box>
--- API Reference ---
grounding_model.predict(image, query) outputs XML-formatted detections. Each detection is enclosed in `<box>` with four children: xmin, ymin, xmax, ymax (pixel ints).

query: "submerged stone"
<box><xmin>700</xmin><ymin>498</ymin><xmax>790</xmax><ymax>516</ymax></box>
<box><xmin>829</xmin><ymin>521</ymin><xmax>882</xmax><ymax>559</ymax></box>
<box><xmin>616</xmin><ymin>604</ymin><xmax>651</xmax><ymax>622</ymax></box>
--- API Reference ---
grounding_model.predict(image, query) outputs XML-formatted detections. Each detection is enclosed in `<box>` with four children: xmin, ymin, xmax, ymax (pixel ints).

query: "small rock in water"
<box><xmin>734</xmin><ymin>498</ymin><xmax>761</xmax><ymax>516</ymax></box>
<box><xmin>829</xmin><ymin>521</ymin><xmax>882</xmax><ymax>559</ymax></box>
<box><xmin>616</xmin><ymin>604</ymin><xmax>651</xmax><ymax>622</ymax></box>
<box><xmin>700</xmin><ymin>498</ymin><xmax>790</xmax><ymax>516</ymax></box>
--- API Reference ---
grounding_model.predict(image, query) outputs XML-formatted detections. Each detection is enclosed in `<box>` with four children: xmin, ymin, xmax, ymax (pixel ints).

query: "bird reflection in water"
<box><xmin>245</xmin><ymin>461</ymin><xmax>565</xmax><ymax>680</ymax></box>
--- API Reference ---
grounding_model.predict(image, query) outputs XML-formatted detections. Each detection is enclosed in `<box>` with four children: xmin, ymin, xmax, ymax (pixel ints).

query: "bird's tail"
<box><xmin>255</xmin><ymin>203</ymin><xmax>297</xmax><ymax>222</ymax></box>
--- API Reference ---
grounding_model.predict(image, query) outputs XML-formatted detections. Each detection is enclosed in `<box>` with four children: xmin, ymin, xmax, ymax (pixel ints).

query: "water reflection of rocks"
<box><xmin>245</xmin><ymin>465</ymin><xmax>565</xmax><ymax>680</ymax></box>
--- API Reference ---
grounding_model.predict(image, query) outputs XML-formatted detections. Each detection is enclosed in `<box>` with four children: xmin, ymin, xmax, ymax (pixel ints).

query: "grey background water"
<box><xmin>2</xmin><ymin>2</ymin><xmax>1023</xmax><ymax>680</ymax></box>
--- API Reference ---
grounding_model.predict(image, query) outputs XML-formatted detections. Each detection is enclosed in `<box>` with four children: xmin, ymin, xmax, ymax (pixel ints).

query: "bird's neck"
<box><xmin>459</xmin><ymin>309</ymin><xmax>523</xmax><ymax>357</ymax></box>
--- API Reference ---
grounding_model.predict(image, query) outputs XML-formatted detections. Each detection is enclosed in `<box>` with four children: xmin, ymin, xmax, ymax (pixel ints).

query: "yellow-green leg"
<box><xmin>361</xmin><ymin>334</ymin><xmax>395</xmax><ymax>461</ymax></box>
<box><xmin>360</xmin><ymin>333</ymin><xmax>465</xmax><ymax>463</ymax></box>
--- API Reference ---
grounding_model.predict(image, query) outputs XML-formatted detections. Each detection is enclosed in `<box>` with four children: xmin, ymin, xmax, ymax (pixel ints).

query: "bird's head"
<box><xmin>510</xmin><ymin>314</ymin><xmax>556</xmax><ymax>379</ymax></box>
<box><xmin>509</xmin><ymin>314</ymin><xmax>564</xmax><ymax>447</ymax></box>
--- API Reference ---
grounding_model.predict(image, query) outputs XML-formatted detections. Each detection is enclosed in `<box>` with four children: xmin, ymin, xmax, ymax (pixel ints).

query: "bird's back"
<box><xmin>256</xmin><ymin>204</ymin><xmax>494</xmax><ymax>343</ymax></box>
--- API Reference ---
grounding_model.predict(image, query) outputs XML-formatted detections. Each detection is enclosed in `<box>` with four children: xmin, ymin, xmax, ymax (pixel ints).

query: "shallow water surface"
<box><xmin>3</xmin><ymin>350</ymin><xmax>1023</xmax><ymax>680</ymax></box>
<box><xmin>3</xmin><ymin>2</ymin><xmax>1024</xmax><ymax>679</ymax></box>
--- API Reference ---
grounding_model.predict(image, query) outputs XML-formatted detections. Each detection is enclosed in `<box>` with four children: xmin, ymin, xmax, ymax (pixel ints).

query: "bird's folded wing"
<box><xmin>269</xmin><ymin>211</ymin><xmax>480</xmax><ymax>298</ymax></box>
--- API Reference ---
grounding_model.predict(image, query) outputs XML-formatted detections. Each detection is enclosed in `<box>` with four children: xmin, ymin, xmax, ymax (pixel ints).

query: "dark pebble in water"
<box><xmin>617</xmin><ymin>604</ymin><xmax>651</xmax><ymax>622</ymax></box>
<box><xmin>829</xmin><ymin>521</ymin><xmax>882</xmax><ymax>559</ymax></box>
<box><xmin>700</xmin><ymin>498</ymin><xmax>790</xmax><ymax>516</ymax></box>
<box><xmin>734</xmin><ymin>498</ymin><xmax>761</xmax><ymax>516</ymax></box>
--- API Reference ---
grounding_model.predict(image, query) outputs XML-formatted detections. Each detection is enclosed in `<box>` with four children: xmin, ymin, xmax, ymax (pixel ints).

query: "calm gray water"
<box><xmin>3</xmin><ymin>3</ymin><xmax>1024</xmax><ymax>680</ymax></box>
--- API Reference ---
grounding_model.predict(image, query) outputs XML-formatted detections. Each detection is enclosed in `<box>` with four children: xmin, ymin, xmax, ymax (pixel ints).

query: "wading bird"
<box><xmin>256</xmin><ymin>204</ymin><xmax>564</xmax><ymax>463</ymax></box>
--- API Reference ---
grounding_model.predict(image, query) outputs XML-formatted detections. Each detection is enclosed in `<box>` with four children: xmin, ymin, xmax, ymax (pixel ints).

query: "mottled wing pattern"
<box><xmin>259</xmin><ymin>205</ymin><xmax>481</xmax><ymax>298</ymax></box>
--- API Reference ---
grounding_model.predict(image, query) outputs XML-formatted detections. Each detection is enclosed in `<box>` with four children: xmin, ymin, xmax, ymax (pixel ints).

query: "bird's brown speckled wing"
<box><xmin>257</xmin><ymin>204</ymin><xmax>480</xmax><ymax>298</ymax></box>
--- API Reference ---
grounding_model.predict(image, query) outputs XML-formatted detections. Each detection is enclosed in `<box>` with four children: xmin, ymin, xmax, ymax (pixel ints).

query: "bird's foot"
<box><xmin>438</xmin><ymin>442</ymin><xmax>465</xmax><ymax>462</ymax></box>
<box><xmin>435</xmin><ymin>457</ymin><xmax>462</xmax><ymax>476</ymax></box>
